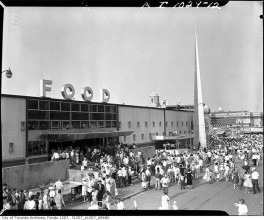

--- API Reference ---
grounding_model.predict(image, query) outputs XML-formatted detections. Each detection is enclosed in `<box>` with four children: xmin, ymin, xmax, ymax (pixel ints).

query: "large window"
<box><xmin>91</xmin><ymin>113</ymin><xmax>105</xmax><ymax>120</ymax></box>
<box><xmin>81</xmin><ymin>104</ymin><xmax>89</xmax><ymax>112</ymax></box>
<box><xmin>61</xmin><ymin>102</ymin><xmax>70</xmax><ymax>111</ymax></box>
<box><xmin>50</xmin><ymin>111</ymin><xmax>70</xmax><ymax>120</ymax></box>
<box><xmin>28</xmin><ymin>99</ymin><xmax>38</xmax><ymax>109</ymax></box>
<box><xmin>91</xmin><ymin>105</ymin><xmax>98</xmax><ymax>112</ymax></box>
<box><xmin>98</xmin><ymin>105</ymin><xmax>105</xmax><ymax>112</ymax></box>
<box><xmin>50</xmin><ymin>101</ymin><xmax>60</xmax><ymax>111</ymax></box>
<box><xmin>106</xmin><ymin>113</ymin><xmax>116</xmax><ymax>120</ymax></box>
<box><xmin>28</xmin><ymin>110</ymin><xmax>49</xmax><ymax>120</ymax></box>
<box><xmin>71</xmin><ymin>103</ymin><xmax>80</xmax><ymax>111</ymax></box>
<box><xmin>27</xmin><ymin>99</ymin><xmax>117</xmax><ymax>130</ymax></box>
<box><xmin>71</xmin><ymin>112</ymin><xmax>89</xmax><ymax>120</ymax></box>
<box><xmin>39</xmin><ymin>101</ymin><xmax>49</xmax><ymax>110</ymax></box>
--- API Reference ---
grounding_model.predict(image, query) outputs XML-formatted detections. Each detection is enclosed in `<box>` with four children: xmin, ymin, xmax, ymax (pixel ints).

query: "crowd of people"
<box><xmin>2</xmin><ymin>142</ymin><xmax>145</xmax><ymax>211</ymax></box>
<box><xmin>2</xmin><ymin>134</ymin><xmax>262</xmax><ymax>212</ymax></box>
<box><xmin>2</xmin><ymin>178</ymin><xmax>65</xmax><ymax>210</ymax></box>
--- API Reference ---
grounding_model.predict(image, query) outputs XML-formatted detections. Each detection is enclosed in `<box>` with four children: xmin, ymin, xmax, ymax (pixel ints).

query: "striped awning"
<box><xmin>40</xmin><ymin>130</ymin><xmax>134</xmax><ymax>141</ymax></box>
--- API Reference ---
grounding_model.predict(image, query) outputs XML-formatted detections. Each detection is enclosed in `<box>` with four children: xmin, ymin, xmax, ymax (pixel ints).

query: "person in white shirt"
<box><xmin>81</xmin><ymin>178</ymin><xmax>88</xmax><ymax>202</ymax></box>
<box><xmin>160</xmin><ymin>174</ymin><xmax>170</xmax><ymax>195</ymax></box>
<box><xmin>145</xmin><ymin>167</ymin><xmax>152</xmax><ymax>188</ymax></box>
<box><xmin>123</xmin><ymin>156</ymin><xmax>129</xmax><ymax>165</ymax></box>
<box><xmin>49</xmin><ymin>187</ymin><xmax>56</xmax><ymax>198</ymax></box>
<box><xmin>129</xmin><ymin>151</ymin><xmax>134</xmax><ymax>158</ymax></box>
<box><xmin>172</xmin><ymin>201</ymin><xmax>178</xmax><ymax>210</ymax></box>
<box><xmin>256</xmin><ymin>153</ymin><xmax>260</xmax><ymax>166</ymax></box>
<box><xmin>195</xmin><ymin>162</ymin><xmax>201</xmax><ymax>180</ymax></box>
<box><xmin>224</xmin><ymin>154</ymin><xmax>230</xmax><ymax>163</ymax></box>
<box><xmin>105</xmin><ymin>166</ymin><xmax>111</xmax><ymax>176</ymax></box>
<box><xmin>122</xmin><ymin>167</ymin><xmax>128</xmax><ymax>187</ymax></box>
<box><xmin>117</xmin><ymin>168</ymin><xmax>123</xmax><ymax>187</ymax></box>
<box><xmin>234</xmin><ymin>199</ymin><xmax>248</xmax><ymax>215</ymax></box>
<box><xmin>52</xmin><ymin>151</ymin><xmax>60</xmax><ymax>161</ymax></box>
<box><xmin>82</xmin><ymin>158</ymin><xmax>88</xmax><ymax>169</ymax></box>
<box><xmin>163</xmin><ymin>160</ymin><xmax>167</xmax><ymax>169</ymax></box>
<box><xmin>251</xmin><ymin>167</ymin><xmax>260</xmax><ymax>194</ymax></box>
<box><xmin>116</xmin><ymin>198</ymin><xmax>125</xmax><ymax>210</ymax></box>
<box><xmin>176</xmin><ymin>156</ymin><xmax>181</xmax><ymax>165</ymax></box>
<box><xmin>24</xmin><ymin>196</ymin><xmax>36</xmax><ymax>210</ymax></box>
<box><xmin>159</xmin><ymin>192</ymin><xmax>170</xmax><ymax>210</ymax></box>
<box><xmin>224</xmin><ymin>164</ymin><xmax>230</xmax><ymax>182</ymax></box>
<box><xmin>199</xmin><ymin>158</ymin><xmax>204</xmax><ymax>173</ymax></box>
<box><xmin>147</xmin><ymin>158</ymin><xmax>152</xmax><ymax>166</ymax></box>
<box><xmin>173</xmin><ymin>165</ymin><xmax>180</xmax><ymax>184</ymax></box>
<box><xmin>65</xmin><ymin>151</ymin><xmax>69</xmax><ymax>160</ymax></box>
<box><xmin>54</xmin><ymin>177</ymin><xmax>64</xmax><ymax>193</ymax></box>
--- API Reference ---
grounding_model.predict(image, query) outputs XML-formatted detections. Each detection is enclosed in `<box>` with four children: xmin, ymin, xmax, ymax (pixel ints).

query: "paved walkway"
<box><xmin>68</xmin><ymin>156</ymin><xmax>263</xmax><ymax>214</ymax></box>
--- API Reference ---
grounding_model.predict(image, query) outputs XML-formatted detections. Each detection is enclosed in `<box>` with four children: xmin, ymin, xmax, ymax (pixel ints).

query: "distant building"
<box><xmin>210</xmin><ymin>110</ymin><xmax>263</xmax><ymax>128</ymax></box>
<box><xmin>149</xmin><ymin>92</ymin><xmax>160</xmax><ymax>108</ymax></box>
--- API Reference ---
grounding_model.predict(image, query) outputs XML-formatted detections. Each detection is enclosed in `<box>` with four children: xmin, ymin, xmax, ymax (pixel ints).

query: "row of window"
<box><xmin>28</xmin><ymin>110</ymin><xmax>117</xmax><ymax>121</ymax></box>
<box><xmin>28</xmin><ymin>120</ymin><xmax>117</xmax><ymax>130</ymax></box>
<box><xmin>28</xmin><ymin>99</ymin><xmax>117</xmax><ymax>113</ymax></box>
<box><xmin>123</xmin><ymin>130</ymin><xmax>193</xmax><ymax>142</ymax></box>
<box><xmin>120</xmin><ymin>121</ymin><xmax>193</xmax><ymax>129</ymax></box>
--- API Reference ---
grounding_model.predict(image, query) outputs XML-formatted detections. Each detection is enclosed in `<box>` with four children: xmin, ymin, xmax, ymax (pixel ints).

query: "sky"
<box><xmin>1</xmin><ymin>2</ymin><xmax>263</xmax><ymax>112</ymax></box>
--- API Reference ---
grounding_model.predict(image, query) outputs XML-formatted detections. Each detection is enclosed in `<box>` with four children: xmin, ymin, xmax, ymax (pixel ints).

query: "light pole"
<box><xmin>1</xmin><ymin>68</ymin><xmax>13</xmax><ymax>94</ymax></box>
<box><xmin>1</xmin><ymin>68</ymin><xmax>13</xmax><ymax>79</ymax></box>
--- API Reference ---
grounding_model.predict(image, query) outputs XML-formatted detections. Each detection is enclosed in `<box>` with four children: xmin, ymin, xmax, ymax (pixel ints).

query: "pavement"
<box><xmin>67</xmin><ymin>156</ymin><xmax>263</xmax><ymax>215</ymax></box>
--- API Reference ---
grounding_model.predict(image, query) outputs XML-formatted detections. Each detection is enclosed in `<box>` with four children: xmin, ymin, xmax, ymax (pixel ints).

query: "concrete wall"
<box><xmin>1</xmin><ymin>96</ymin><xmax>27</xmax><ymax>162</ymax></box>
<box><xmin>118</xmin><ymin>106</ymin><xmax>165</xmax><ymax>145</ymax></box>
<box><xmin>165</xmin><ymin>110</ymin><xmax>193</xmax><ymax>137</ymax></box>
<box><xmin>2</xmin><ymin>159</ymin><xmax>70</xmax><ymax>190</ymax></box>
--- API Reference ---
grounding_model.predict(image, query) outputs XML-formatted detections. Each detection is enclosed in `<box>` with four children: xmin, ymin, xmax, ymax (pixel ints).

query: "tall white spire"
<box><xmin>194</xmin><ymin>28</ymin><xmax>207</xmax><ymax>150</ymax></box>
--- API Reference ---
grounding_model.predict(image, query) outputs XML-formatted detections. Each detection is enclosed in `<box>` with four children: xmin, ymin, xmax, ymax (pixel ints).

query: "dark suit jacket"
<box><xmin>95</xmin><ymin>184</ymin><xmax>105</xmax><ymax>200</ymax></box>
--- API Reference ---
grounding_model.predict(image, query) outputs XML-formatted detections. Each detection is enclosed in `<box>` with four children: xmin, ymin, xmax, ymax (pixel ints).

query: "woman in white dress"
<box><xmin>214</xmin><ymin>162</ymin><xmax>219</xmax><ymax>181</ymax></box>
<box><xmin>203</xmin><ymin>165</ymin><xmax>211</xmax><ymax>184</ymax></box>
<box><xmin>42</xmin><ymin>189</ymin><xmax>50</xmax><ymax>210</ymax></box>
<box><xmin>243</xmin><ymin>171</ymin><xmax>253</xmax><ymax>194</ymax></box>
<box><xmin>141</xmin><ymin>171</ymin><xmax>147</xmax><ymax>189</ymax></box>
<box><xmin>159</xmin><ymin>192</ymin><xmax>170</xmax><ymax>210</ymax></box>
<box><xmin>105</xmin><ymin>175</ymin><xmax>111</xmax><ymax>193</ymax></box>
<box><xmin>219</xmin><ymin>163</ymin><xmax>225</xmax><ymax>180</ymax></box>
<box><xmin>224</xmin><ymin>164</ymin><xmax>230</xmax><ymax>182</ymax></box>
